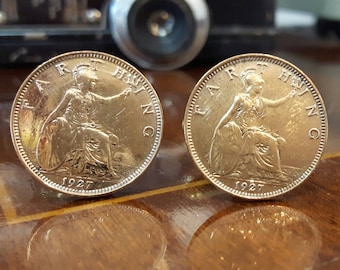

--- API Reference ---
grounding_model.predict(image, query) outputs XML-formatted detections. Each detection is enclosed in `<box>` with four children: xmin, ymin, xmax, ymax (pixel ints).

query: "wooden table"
<box><xmin>0</xmin><ymin>31</ymin><xmax>340</xmax><ymax>269</ymax></box>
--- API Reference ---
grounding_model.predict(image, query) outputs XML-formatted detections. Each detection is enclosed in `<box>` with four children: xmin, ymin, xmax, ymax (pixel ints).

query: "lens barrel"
<box><xmin>110</xmin><ymin>0</ymin><xmax>210</xmax><ymax>70</ymax></box>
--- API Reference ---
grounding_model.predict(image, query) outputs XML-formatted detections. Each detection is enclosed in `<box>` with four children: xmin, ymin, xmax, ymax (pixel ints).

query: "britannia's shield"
<box><xmin>36</xmin><ymin>117</ymin><xmax>73</xmax><ymax>171</ymax></box>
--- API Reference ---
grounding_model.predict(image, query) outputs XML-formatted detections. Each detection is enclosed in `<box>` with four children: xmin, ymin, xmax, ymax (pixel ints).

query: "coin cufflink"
<box><xmin>11</xmin><ymin>51</ymin><xmax>328</xmax><ymax>199</ymax></box>
<box><xmin>183</xmin><ymin>53</ymin><xmax>328</xmax><ymax>199</ymax></box>
<box><xmin>10</xmin><ymin>51</ymin><xmax>163</xmax><ymax>196</ymax></box>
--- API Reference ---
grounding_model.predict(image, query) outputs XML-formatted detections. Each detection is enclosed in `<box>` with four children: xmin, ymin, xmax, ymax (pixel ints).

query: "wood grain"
<box><xmin>0</xmin><ymin>31</ymin><xmax>340</xmax><ymax>269</ymax></box>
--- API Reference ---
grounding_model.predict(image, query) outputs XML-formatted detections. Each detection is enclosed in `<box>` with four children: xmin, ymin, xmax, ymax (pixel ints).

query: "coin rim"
<box><xmin>10</xmin><ymin>50</ymin><xmax>163</xmax><ymax>196</ymax></box>
<box><xmin>183</xmin><ymin>53</ymin><xmax>328</xmax><ymax>199</ymax></box>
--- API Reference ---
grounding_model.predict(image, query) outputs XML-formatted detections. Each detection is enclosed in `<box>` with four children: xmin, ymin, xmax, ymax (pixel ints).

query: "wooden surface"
<box><xmin>1</xmin><ymin>30</ymin><xmax>340</xmax><ymax>269</ymax></box>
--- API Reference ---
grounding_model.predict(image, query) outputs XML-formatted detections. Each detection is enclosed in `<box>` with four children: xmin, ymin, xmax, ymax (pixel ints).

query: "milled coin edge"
<box><xmin>183</xmin><ymin>53</ymin><xmax>328</xmax><ymax>199</ymax></box>
<box><xmin>10</xmin><ymin>50</ymin><xmax>164</xmax><ymax>196</ymax></box>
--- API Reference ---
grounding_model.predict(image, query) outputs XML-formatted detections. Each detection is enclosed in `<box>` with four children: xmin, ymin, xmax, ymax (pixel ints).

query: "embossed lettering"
<box><xmin>112</xmin><ymin>66</ymin><xmax>142</xmax><ymax>86</ymax></box>
<box><xmin>141</xmin><ymin>103</ymin><xmax>155</xmax><ymax>114</ymax></box>
<box><xmin>55</xmin><ymin>62</ymin><xmax>71</xmax><ymax>76</ymax></box>
<box><xmin>112</xmin><ymin>66</ymin><xmax>127</xmax><ymax>80</ymax></box>
<box><xmin>298</xmin><ymin>87</ymin><xmax>309</xmax><ymax>97</ymax></box>
<box><xmin>235</xmin><ymin>181</ymin><xmax>264</xmax><ymax>192</ymax></box>
<box><xmin>143</xmin><ymin>126</ymin><xmax>155</xmax><ymax>137</ymax></box>
<box><xmin>278</xmin><ymin>68</ymin><xmax>292</xmax><ymax>83</ymax></box>
<box><xmin>124</xmin><ymin>73</ymin><xmax>142</xmax><ymax>86</ymax></box>
<box><xmin>306</xmin><ymin>104</ymin><xmax>318</xmax><ymax>117</ymax></box>
<box><xmin>194</xmin><ymin>105</ymin><xmax>206</xmax><ymax>116</ymax></box>
<box><xmin>35</xmin><ymin>79</ymin><xmax>50</xmax><ymax>93</ymax></box>
<box><xmin>225</xmin><ymin>67</ymin><xmax>238</xmax><ymax>80</ymax></box>
<box><xmin>291</xmin><ymin>76</ymin><xmax>310</xmax><ymax>97</ymax></box>
<box><xmin>21</xmin><ymin>99</ymin><xmax>34</xmax><ymax>110</ymax></box>
<box><xmin>62</xmin><ymin>177</ymin><xmax>94</xmax><ymax>190</ymax></box>
<box><xmin>206</xmin><ymin>85</ymin><xmax>220</xmax><ymax>96</ymax></box>
<box><xmin>308</xmin><ymin>128</ymin><xmax>321</xmax><ymax>139</ymax></box>
<box><xmin>134</xmin><ymin>85</ymin><xmax>146</xmax><ymax>95</ymax></box>
<box><xmin>90</xmin><ymin>59</ymin><xmax>103</xmax><ymax>70</ymax></box>
<box><xmin>291</xmin><ymin>75</ymin><xmax>304</xmax><ymax>89</ymax></box>
<box><xmin>256</xmin><ymin>62</ymin><xmax>268</xmax><ymax>73</ymax></box>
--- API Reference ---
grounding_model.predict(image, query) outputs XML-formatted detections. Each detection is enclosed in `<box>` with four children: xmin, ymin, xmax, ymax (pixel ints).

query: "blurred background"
<box><xmin>0</xmin><ymin>0</ymin><xmax>339</xmax><ymax>70</ymax></box>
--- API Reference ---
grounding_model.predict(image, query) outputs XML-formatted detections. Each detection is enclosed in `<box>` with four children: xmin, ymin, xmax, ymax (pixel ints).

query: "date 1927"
<box><xmin>61</xmin><ymin>177</ymin><xmax>94</xmax><ymax>190</ymax></box>
<box><xmin>235</xmin><ymin>181</ymin><xmax>264</xmax><ymax>192</ymax></box>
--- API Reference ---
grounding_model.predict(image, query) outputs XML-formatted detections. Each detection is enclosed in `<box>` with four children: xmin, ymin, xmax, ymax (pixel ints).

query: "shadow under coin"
<box><xmin>25</xmin><ymin>203</ymin><xmax>167</xmax><ymax>270</ymax></box>
<box><xmin>187</xmin><ymin>204</ymin><xmax>321</xmax><ymax>270</ymax></box>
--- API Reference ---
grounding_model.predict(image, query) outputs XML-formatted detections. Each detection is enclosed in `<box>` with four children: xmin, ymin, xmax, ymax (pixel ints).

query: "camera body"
<box><xmin>0</xmin><ymin>0</ymin><xmax>274</xmax><ymax>70</ymax></box>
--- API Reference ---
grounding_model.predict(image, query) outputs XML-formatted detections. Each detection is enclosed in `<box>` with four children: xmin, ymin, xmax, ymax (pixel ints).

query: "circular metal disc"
<box><xmin>183</xmin><ymin>53</ymin><xmax>328</xmax><ymax>199</ymax></box>
<box><xmin>11</xmin><ymin>51</ymin><xmax>163</xmax><ymax>196</ymax></box>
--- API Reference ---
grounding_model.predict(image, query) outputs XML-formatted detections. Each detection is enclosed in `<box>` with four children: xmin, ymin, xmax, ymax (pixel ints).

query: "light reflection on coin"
<box><xmin>10</xmin><ymin>51</ymin><xmax>163</xmax><ymax>196</ymax></box>
<box><xmin>183</xmin><ymin>53</ymin><xmax>328</xmax><ymax>199</ymax></box>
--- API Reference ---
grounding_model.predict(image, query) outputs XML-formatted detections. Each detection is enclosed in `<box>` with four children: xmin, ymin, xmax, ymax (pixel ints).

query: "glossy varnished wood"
<box><xmin>1</xmin><ymin>31</ymin><xmax>340</xmax><ymax>269</ymax></box>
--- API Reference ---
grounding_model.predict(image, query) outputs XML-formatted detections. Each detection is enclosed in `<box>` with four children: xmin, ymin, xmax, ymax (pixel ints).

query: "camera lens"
<box><xmin>110</xmin><ymin>0</ymin><xmax>210</xmax><ymax>70</ymax></box>
<box><xmin>147</xmin><ymin>10</ymin><xmax>175</xmax><ymax>37</ymax></box>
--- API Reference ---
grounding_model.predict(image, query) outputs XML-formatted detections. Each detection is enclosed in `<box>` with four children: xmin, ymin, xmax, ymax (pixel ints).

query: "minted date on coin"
<box><xmin>11</xmin><ymin>51</ymin><xmax>163</xmax><ymax>196</ymax></box>
<box><xmin>183</xmin><ymin>53</ymin><xmax>328</xmax><ymax>199</ymax></box>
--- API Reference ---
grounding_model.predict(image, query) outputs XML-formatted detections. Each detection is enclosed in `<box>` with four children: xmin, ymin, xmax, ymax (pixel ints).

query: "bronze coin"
<box><xmin>11</xmin><ymin>51</ymin><xmax>163</xmax><ymax>196</ymax></box>
<box><xmin>183</xmin><ymin>53</ymin><xmax>328</xmax><ymax>199</ymax></box>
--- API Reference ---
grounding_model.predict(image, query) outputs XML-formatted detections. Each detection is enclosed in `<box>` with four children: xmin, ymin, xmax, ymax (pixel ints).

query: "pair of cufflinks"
<box><xmin>10</xmin><ymin>51</ymin><xmax>328</xmax><ymax>199</ymax></box>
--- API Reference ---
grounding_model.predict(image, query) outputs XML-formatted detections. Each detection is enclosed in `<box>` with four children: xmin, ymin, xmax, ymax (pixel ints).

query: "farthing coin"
<box><xmin>11</xmin><ymin>51</ymin><xmax>163</xmax><ymax>196</ymax></box>
<box><xmin>183</xmin><ymin>53</ymin><xmax>328</xmax><ymax>199</ymax></box>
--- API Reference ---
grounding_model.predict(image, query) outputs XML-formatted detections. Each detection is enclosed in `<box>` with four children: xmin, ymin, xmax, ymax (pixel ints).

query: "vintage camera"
<box><xmin>0</xmin><ymin>0</ymin><xmax>274</xmax><ymax>70</ymax></box>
